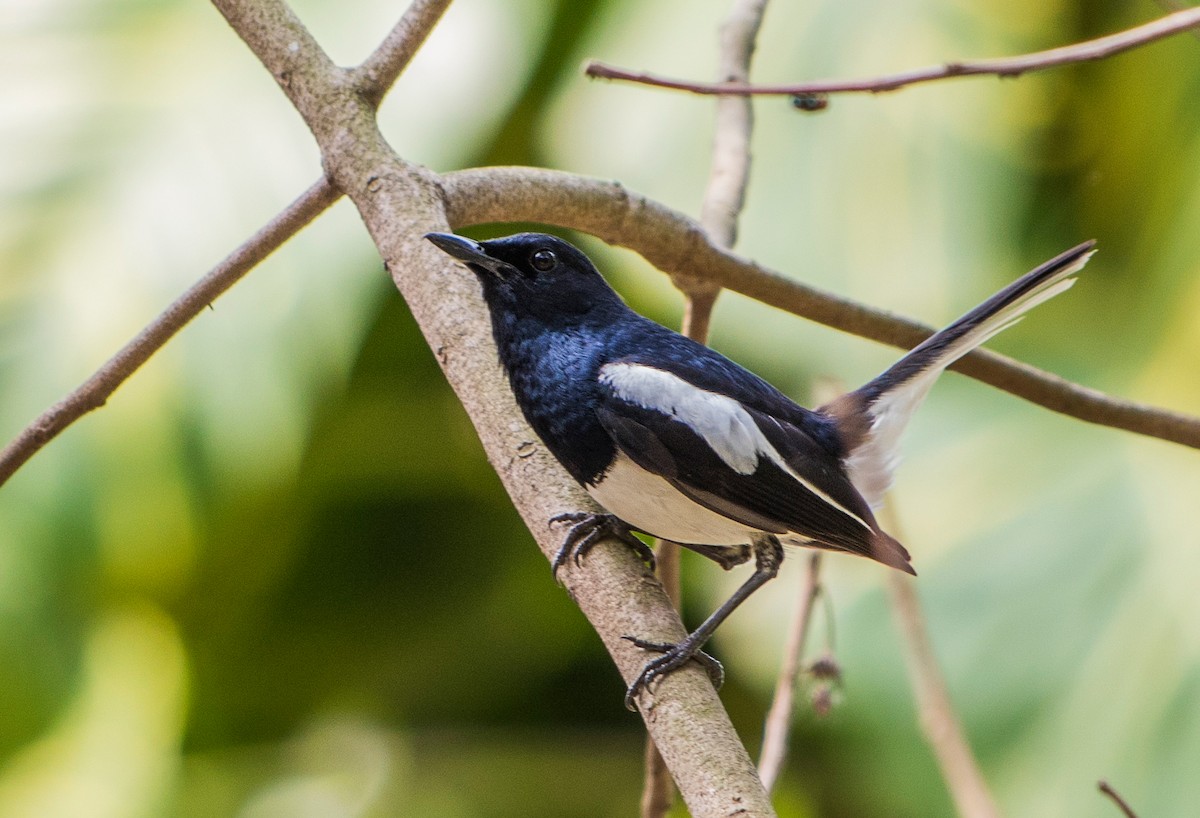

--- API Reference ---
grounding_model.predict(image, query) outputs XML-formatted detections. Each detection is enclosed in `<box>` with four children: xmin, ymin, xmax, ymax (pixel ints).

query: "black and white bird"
<box><xmin>426</xmin><ymin>230</ymin><xmax>1095</xmax><ymax>707</ymax></box>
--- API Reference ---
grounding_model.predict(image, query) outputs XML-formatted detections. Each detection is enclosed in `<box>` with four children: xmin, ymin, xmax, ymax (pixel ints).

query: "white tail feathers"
<box><xmin>837</xmin><ymin>242</ymin><xmax>1096</xmax><ymax>507</ymax></box>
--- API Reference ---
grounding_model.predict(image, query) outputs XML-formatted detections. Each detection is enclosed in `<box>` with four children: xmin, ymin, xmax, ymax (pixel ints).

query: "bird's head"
<box><xmin>425</xmin><ymin>231</ymin><xmax>623</xmax><ymax>323</ymax></box>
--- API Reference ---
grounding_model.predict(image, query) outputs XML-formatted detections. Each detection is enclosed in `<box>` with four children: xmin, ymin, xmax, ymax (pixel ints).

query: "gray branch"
<box><xmin>208</xmin><ymin>0</ymin><xmax>774</xmax><ymax>814</ymax></box>
<box><xmin>440</xmin><ymin>166</ymin><xmax>1200</xmax><ymax>449</ymax></box>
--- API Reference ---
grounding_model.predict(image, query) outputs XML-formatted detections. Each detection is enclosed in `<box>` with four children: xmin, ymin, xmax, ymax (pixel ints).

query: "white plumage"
<box><xmin>599</xmin><ymin>362</ymin><xmax>764</xmax><ymax>475</ymax></box>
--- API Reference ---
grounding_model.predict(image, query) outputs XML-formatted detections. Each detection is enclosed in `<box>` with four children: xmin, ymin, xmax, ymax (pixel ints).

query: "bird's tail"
<box><xmin>823</xmin><ymin>241</ymin><xmax>1096</xmax><ymax>507</ymax></box>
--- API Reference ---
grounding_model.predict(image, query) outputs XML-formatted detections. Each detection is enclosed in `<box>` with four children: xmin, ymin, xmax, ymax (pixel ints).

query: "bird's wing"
<box><xmin>595</xmin><ymin>359</ymin><xmax>911</xmax><ymax>571</ymax></box>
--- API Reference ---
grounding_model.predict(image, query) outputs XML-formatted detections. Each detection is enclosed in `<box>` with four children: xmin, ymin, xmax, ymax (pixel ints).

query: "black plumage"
<box><xmin>426</xmin><ymin>230</ymin><xmax>1095</xmax><ymax>707</ymax></box>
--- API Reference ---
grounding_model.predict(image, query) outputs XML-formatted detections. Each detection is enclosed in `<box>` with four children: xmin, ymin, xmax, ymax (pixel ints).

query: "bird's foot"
<box><xmin>548</xmin><ymin>512</ymin><xmax>654</xmax><ymax>582</ymax></box>
<box><xmin>621</xmin><ymin>636</ymin><xmax>724</xmax><ymax>711</ymax></box>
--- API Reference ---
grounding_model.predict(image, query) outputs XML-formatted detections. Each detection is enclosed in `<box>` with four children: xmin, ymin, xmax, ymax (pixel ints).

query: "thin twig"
<box><xmin>1152</xmin><ymin>0</ymin><xmax>1200</xmax><ymax>42</ymax></box>
<box><xmin>0</xmin><ymin>178</ymin><xmax>339</xmax><ymax>488</ymax></box>
<box><xmin>643</xmin><ymin>4</ymin><xmax>770</xmax><ymax>813</ymax></box>
<box><xmin>888</xmin><ymin>572</ymin><xmax>1001</xmax><ymax>817</ymax></box>
<box><xmin>1098</xmin><ymin>780</ymin><xmax>1141</xmax><ymax>818</ymax></box>
<box><xmin>758</xmin><ymin>553</ymin><xmax>823</xmax><ymax>792</ymax></box>
<box><xmin>585</xmin><ymin>7</ymin><xmax>1200</xmax><ymax>96</ymax></box>
<box><xmin>0</xmin><ymin>0</ymin><xmax>455</xmax><ymax>491</ymax></box>
<box><xmin>697</xmin><ymin>0</ymin><xmax>768</xmax><ymax>250</ymax></box>
<box><xmin>757</xmin><ymin>379</ymin><xmax>843</xmax><ymax>792</ymax></box>
<box><xmin>441</xmin><ymin>166</ymin><xmax>1200</xmax><ymax>450</ymax></box>
<box><xmin>354</xmin><ymin>0</ymin><xmax>454</xmax><ymax>106</ymax></box>
<box><xmin>882</xmin><ymin>506</ymin><xmax>1001</xmax><ymax>818</ymax></box>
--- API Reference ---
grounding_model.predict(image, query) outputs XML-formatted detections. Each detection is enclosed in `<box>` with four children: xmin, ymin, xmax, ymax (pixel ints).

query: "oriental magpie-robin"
<box><xmin>426</xmin><ymin>230</ymin><xmax>1095</xmax><ymax>707</ymax></box>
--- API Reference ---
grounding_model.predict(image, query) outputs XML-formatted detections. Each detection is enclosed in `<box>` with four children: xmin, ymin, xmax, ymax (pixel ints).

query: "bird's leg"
<box><xmin>623</xmin><ymin>534</ymin><xmax>783</xmax><ymax>710</ymax></box>
<box><xmin>548</xmin><ymin>511</ymin><xmax>655</xmax><ymax>581</ymax></box>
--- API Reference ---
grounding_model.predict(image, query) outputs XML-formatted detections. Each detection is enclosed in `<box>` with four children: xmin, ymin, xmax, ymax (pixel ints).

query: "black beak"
<box><xmin>425</xmin><ymin>232</ymin><xmax>514</xmax><ymax>277</ymax></box>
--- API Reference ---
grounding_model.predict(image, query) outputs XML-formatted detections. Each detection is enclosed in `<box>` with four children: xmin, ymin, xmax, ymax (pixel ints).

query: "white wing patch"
<box><xmin>601</xmin><ymin>362</ymin><xmax>762</xmax><ymax>474</ymax></box>
<box><xmin>599</xmin><ymin>362</ymin><xmax>872</xmax><ymax>531</ymax></box>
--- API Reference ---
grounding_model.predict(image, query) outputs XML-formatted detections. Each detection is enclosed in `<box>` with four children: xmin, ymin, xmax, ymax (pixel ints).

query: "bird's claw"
<box><xmin>621</xmin><ymin>636</ymin><xmax>724</xmax><ymax>710</ymax></box>
<box><xmin>548</xmin><ymin>512</ymin><xmax>654</xmax><ymax>581</ymax></box>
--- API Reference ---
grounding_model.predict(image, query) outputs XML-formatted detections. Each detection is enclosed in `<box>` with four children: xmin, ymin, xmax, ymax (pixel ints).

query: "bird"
<box><xmin>425</xmin><ymin>230</ymin><xmax>1095</xmax><ymax>708</ymax></box>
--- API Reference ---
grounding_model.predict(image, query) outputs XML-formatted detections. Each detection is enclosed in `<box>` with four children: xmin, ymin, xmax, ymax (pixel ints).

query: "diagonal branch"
<box><xmin>210</xmin><ymin>1</ymin><xmax>775</xmax><ymax>815</ymax></box>
<box><xmin>440</xmin><ymin>166</ymin><xmax>1200</xmax><ymax>450</ymax></box>
<box><xmin>1098</xmin><ymin>780</ymin><xmax>1141</xmax><ymax>818</ymax></box>
<box><xmin>0</xmin><ymin>178</ymin><xmax>339</xmax><ymax>488</ymax></box>
<box><xmin>0</xmin><ymin>0</ymin><xmax>453</xmax><ymax>491</ymax></box>
<box><xmin>758</xmin><ymin>552</ymin><xmax>823</xmax><ymax>792</ymax></box>
<box><xmin>584</xmin><ymin>6</ymin><xmax>1200</xmax><ymax>97</ymax></box>
<box><xmin>886</xmin><ymin>535</ymin><xmax>1002</xmax><ymax>816</ymax></box>
<box><xmin>889</xmin><ymin>571</ymin><xmax>1002</xmax><ymax>818</ymax></box>
<box><xmin>354</xmin><ymin>0</ymin><xmax>454</xmax><ymax>106</ymax></box>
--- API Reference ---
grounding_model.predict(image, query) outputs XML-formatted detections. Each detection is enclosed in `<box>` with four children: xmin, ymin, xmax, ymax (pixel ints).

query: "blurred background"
<box><xmin>2</xmin><ymin>0</ymin><xmax>1199</xmax><ymax>815</ymax></box>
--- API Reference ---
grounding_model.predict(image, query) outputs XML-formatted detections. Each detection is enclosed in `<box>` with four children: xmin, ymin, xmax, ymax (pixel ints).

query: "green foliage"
<box><xmin>2</xmin><ymin>0</ymin><xmax>1199</xmax><ymax>815</ymax></box>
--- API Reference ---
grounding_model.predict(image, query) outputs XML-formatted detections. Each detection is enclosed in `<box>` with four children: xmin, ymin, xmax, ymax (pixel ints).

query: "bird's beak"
<box><xmin>425</xmin><ymin>232</ymin><xmax>514</xmax><ymax>278</ymax></box>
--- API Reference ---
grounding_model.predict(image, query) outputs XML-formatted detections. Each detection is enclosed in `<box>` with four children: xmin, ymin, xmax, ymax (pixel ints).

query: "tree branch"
<box><xmin>584</xmin><ymin>7</ymin><xmax>1200</xmax><ymax>96</ymax></box>
<box><xmin>698</xmin><ymin>0</ymin><xmax>767</xmax><ymax>251</ymax></box>
<box><xmin>888</xmin><ymin>571</ymin><xmax>1001</xmax><ymax>818</ymax></box>
<box><xmin>440</xmin><ymin>166</ymin><xmax>1200</xmax><ymax>450</ymax></box>
<box><xmin>1153</xmin><ymin>0</ymin><xmax>1200</xmax><ymax>42</ymax></box>
<box><xmin>0</xmin><ymin>178</ymin><xmax>339</xmax><ymax>488</ymax></box>
<box><xmin>0</xmin><ymin>0</ymin><xmax>453</xmax><ymax>491</ymax></box>
<box><xmin>883</xmin><ymin>495</ymin><xmax>1001</xmax><ymax>818</ymax></box>
<box><xmin>758</xmin><ymin>553</ymin><xmax>823</xmax><ymax>792</ymax></box>
<box><xmin>353</xmin><ymin>0</ymin><xmax>454</xmax><ymax>106</ymax></box>
<box><xmin>210</xmin><ymin>1</ymin><xmax>775</xmax><ymax>815</ymax></box>
<box><xmin>1098</xmin><ymin>780</ymin><xmax>1141</xmax><ymax>818</ymax></box>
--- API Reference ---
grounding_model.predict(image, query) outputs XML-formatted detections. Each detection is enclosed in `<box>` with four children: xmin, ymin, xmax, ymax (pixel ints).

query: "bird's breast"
<box><xmin>497</xmin><ymin>329</ymin><xmax>615</xmax><ymax>485</ymax></box>
<box><xmin>587</xmin><ymin>452</ymin><xmax>758</xmax><ymax>547</ymax></box>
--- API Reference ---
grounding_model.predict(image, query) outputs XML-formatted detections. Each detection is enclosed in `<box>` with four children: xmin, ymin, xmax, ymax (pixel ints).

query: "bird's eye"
<box><xmin>530</xmin><ymin>249</ymin><xmax>557</xmax><ymax>272</ymax></box>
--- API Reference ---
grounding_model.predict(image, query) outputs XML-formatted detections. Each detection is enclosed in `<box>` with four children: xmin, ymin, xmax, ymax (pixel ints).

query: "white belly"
<box><xmin>586</xmin><ymin>452</ymin><xmax>757</xmax><ymax>546</ymax></box>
